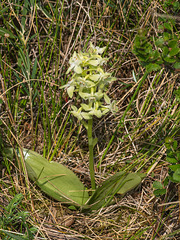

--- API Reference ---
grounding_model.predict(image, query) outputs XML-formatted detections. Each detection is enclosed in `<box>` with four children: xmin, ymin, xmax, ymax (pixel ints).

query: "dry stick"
<box><xmin>98</xmin><ymin>70</ymin><xmax>149</xmax><ymax>168</ymax></box>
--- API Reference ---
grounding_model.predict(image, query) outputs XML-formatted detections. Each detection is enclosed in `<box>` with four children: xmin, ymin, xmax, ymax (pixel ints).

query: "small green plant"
<box><xmin>174</xmin><ymin>86</ymin><xmax>180</xmax><ymax>102</ymax></box>
<box><xmin>164</xmin><ymin>0</ymin><xmax>180</xmax><ymax>13</ymax></box>
<box><xmin>133</xmin><ymin>22</ymin><xmax>180</xmax><ymax>198</ymax></box>
<box><xmin>133</xmin><ymin>22</ymin><xmax>180</xmax><ymax>73</ymax></box>
<box><xmin>153</xmin><ymin>137</ymin><xmax>180</xmax><ymax>197</ymax></box>
<box><xmin>0</xmin><ymin>194</ymin><xmax>37</xmax><ymax>240</ymax></box>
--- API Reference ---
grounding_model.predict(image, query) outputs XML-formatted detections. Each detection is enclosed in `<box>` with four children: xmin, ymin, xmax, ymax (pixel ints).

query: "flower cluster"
<box><xmin>63</xmin><ymin>42</ymin><xmax>117</xmax><ymax>121</ymax></box>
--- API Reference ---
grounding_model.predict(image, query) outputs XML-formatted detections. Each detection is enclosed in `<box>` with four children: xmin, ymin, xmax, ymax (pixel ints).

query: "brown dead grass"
<box><xmin>0</xmin><ymin>0</ymin><xmax>180</xmax><ymax>239</ymax></box>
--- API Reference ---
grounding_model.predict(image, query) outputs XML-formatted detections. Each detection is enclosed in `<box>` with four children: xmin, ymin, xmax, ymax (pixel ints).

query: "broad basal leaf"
<box><xmin>4</xmin><ymin>148</ymin><xmax>89</xmax><ymax>206</ymax></box>
<box><xmin>83</xmin><ymin>171</ymin><xmax>145</xmax><ymax>212</ymax></box>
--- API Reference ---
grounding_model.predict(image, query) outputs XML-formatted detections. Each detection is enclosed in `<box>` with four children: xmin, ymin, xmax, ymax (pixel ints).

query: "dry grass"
<box><xmin>0</xmin><ymin>0</ymin><xmax>180</xmax><ymax>239</ymax></box>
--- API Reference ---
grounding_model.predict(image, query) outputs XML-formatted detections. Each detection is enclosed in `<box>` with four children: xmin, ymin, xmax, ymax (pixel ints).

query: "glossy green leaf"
<box><xmin>163</xmin><ymin>22</ymin><xmax>172</xmax><ymax>31</ymax></box>
<box><xmin>168</xmin><ymin>40</ymin><xmax>178</xmax><ymax>48</ymax></box>
<box><xmin>168</xmin><ymin>48</ymin><xmax>179</xmax><ymax>57</ymax></box>
<box><xmin>169</xmin><ymin>164</ymin><xmax>180</xmax><ymax>172</ymax></box>
<box><xmin>166</xmin><ymin>156</ymin><xmax>178</xmax><ymax>163</ymax></box>
<box><xmin>83</xmin><ymin>171</ymin><xmax>125</xmax><ymax>212</ymax></box>
<box><xmin>153</xmin><ymin>181</ymin><xmax>164</xmax><ymax>189</ymax></box>
<box><xmin>174</xmin><ymin>62</ymin><xmax>180</xmax><ymax>69</ymax></box>
<box><xmin>146</xmin><ymin>63</ymin><xmax>161</xmax><ymax>73</ymax></box>
<box><xmin>173</xmin><ymin>169</ymin><xmax>180</xmax><ymax>182</ymax></box>
<box><xmin>117</xmin><ymin>172</ymin><xmax>145</xmax><ymax>194</ymax></box>
<box><xmin>153</xmin><ymin>189</ymin><xmax>166</xmax><ymax>197</ymax></box>
<box><xmin>164</xmin><ymin>56</ymin><xmax>176</xmax><ymax>63</ymax></box>
<box><xmin>4</xmin><ymin>148</ymin><xmax>89</xmax><ymax>206</ymax></box>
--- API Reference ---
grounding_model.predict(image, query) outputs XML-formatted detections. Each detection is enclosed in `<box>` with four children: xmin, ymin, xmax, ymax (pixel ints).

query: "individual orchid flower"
<box><xmin>89</xmin><ymin>108</ymin><xmax>102</xmax><ymax>118</ymax></box>
<box><xmin>87</xmin><ymin>57</ymin><xmax>106</xmax><ymax>66</ymax></box>
<box><xmin>71</xmin><ymin>105</ymin><xmax>83</xmax><ymax>121</ymax></box>
<box><xmin>89</xmin><ymin>42</ymin><xmax>106</xmax><ymax>54</ymax></box>
<box><xmin>66</xmin><ymin>52</ymin><xmax>83</xmax><ymax>74</ymax></box>
<box><xmin>101</xmin><ymin>100</ymin><xmax>118</xmax><ymax>113</ymax></box>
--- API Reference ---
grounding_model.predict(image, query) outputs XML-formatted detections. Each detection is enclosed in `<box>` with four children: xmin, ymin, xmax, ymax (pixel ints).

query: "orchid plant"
<box><xmin>3</xmin><ymin>43</ymin><xmax>145</xmax><ymax>211</ymax></box>
<box><xmin>62</xmin><ymin>42</ymin><xmax>117</xmax><ymax>189</ymax></box>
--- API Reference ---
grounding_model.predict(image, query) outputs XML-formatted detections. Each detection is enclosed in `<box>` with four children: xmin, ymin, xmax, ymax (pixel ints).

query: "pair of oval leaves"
<box><xmin>3</xmin><ymin>148</ymin><xmax>145</xmax><ymax>212</ymax></box>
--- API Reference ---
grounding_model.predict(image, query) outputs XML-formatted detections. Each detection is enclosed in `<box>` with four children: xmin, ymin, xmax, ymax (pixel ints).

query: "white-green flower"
<box><xmin>66</xmin><ymin>52</ymin><xmax>83</xmax><ymax>74</ymax></box>
<box><xmin>89</xmin><ymin>42</ymin><xmax>106</xmax><ymax>54</ymax></box>
<box><xmin>71</xmin><ymin>105</ymin><xmax>83</xmax><ymax>121</ymax></box>
<box><xmin>87</xmin><ymin>58</ymin><xmax>106</xmax><ymax>66</ymax></box>
<box><xmin>89</xmin><ymin>108</ymin><xmax>102</xmax><ymax>118</ymax></box>
<box><xmin>101</xmin><ymin>100</ymin><xmax>118</xmax><ymax>113</ymax></box>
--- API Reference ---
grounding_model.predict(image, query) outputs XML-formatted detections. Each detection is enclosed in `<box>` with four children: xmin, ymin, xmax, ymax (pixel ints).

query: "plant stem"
<box><xmin>87</xmin><ymin>118</ymin><xmax>96</xmax><ymax>189</ymax></box>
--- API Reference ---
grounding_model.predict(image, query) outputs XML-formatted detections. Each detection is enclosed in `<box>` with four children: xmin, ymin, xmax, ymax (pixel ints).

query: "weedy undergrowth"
<box><xmin>132</xmin><ymin>19</ymin><xmax>180</xmax><ymax>73</ymax></box>
<box><xmin>1</xmin><ymin>0</ymin><xmax>180</xmax><ymax>238</ymax></box>
<box><xmin>133</xmin><ymin>18</ymin><xmax>180</xmax><ymax>198</ymax></box>
<box><xmin>153</xmin><ymin>136</ymin><xmax>180</xmax><ymax>197</ymax></box>
<box><xmin>0</xmin><ymin>194</ymin><xmax>37</xmax><ymax>240</ymax></box>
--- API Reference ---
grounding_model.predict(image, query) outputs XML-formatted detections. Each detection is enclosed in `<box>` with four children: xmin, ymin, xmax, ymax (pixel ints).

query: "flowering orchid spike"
<box><xmin>64</xmin><ymin>42</ymin><xmax>117</xmax><ymax>121</ymax></box>
<box><xmin>63</xmin><ymin>42</ymin><xmax>117</xmax><ymax>189</ymax></box>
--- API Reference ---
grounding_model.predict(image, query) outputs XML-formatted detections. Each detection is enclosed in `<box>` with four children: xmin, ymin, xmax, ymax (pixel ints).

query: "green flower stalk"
<box><xmin>62</xmin><ymin>42</ymin><xmax>117</xmax><ymax>189</ymax></box>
